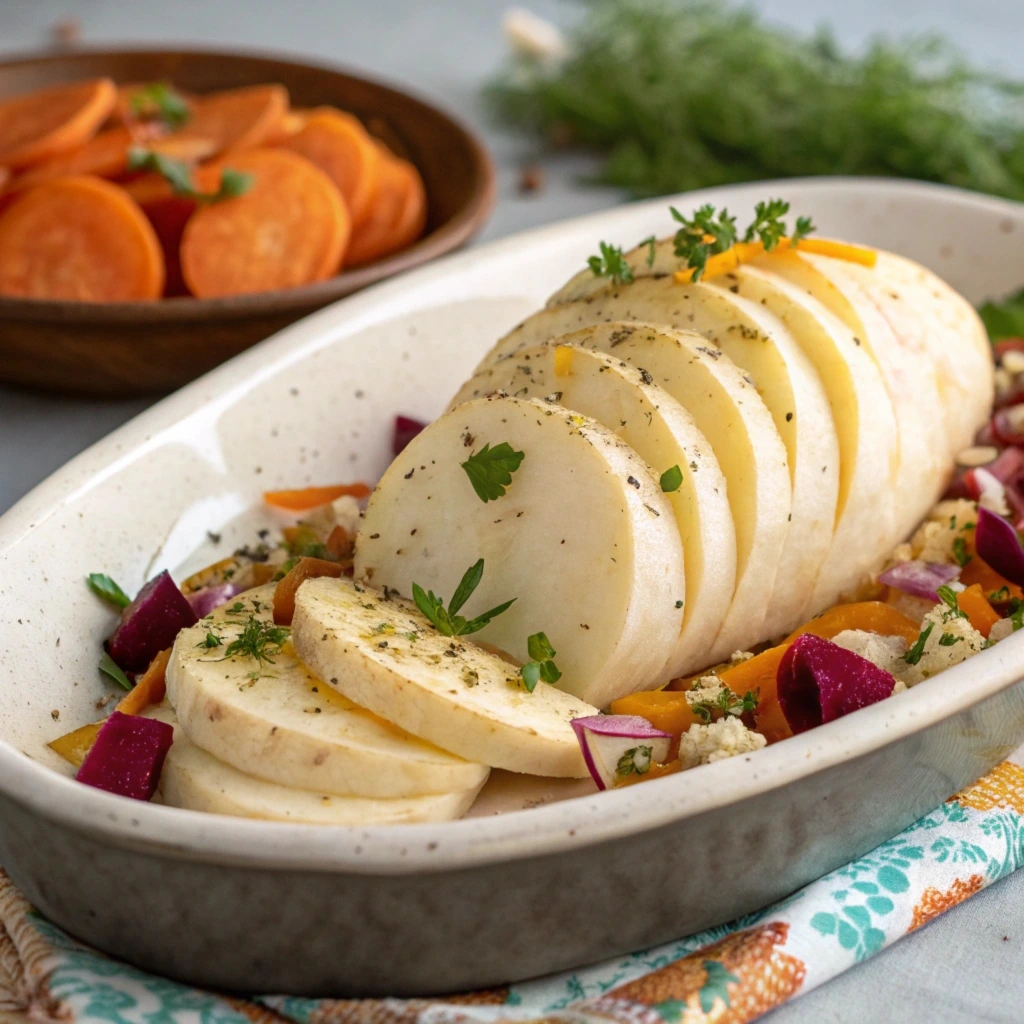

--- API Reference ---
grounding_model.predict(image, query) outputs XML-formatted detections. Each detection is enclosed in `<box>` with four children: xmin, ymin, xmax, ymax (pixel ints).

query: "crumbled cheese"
<box><xmin>729</xmin><ymin>650</ymin><xmax>754</xmax><ymax>664</ymax></box>
<box><xmin>684</xmin><ymin>675</ymin><xmax>727</xmax><ymax>706</ymax></box>
<box><xmin>989</xmin><ymin>617</ymin><xmax>1019</xmax><ymax>644</ymax></box>
<box><xmin>678</xmin><ymin>716</ymin><xmax>767</xmax><ymax>768</ymax></box>
<box><xmin>831</xmin><ymin>629</ymin><xmax>907</xmax><ymax>679</ymax></box>
<box><xmin>896</xmin><ymin>603</ymin><xmax>986</xmax><ymax>686</ymax></box>
<box><xmin>330</xmin><ymin>495</ymin><xmax>362</xmax><ymax>536</ymax></box>
<box><xmin>910</xmin><ymin>499</ymin><xmax>977</xmax><ymax>564</ymax></box>
<box><xmin>892</xmin><ymin>679</ymin><xmax>908</xmax><ymax>695</ymax></box>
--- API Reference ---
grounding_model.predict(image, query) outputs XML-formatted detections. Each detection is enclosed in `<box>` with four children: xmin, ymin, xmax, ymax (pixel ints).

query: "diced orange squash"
<box><xmin>957</xmin><ymin>584</ymin><xmax>1001</xmax><ymax>639</ymax></box>
<box><xmin>273</xmin><ymin>556</ymin><xmax>344</xmax><ymax>625</ymax></box>
<box><xmin>615</xmin><ymin>758</ymin><xmax>683</xmax><ymax>787</ymax></box>
<box><xmin>49</xmin><ymin>720</ymin><xmax>104</xmax><ymax>768</ymax></box>
<box><xmin>116</xmin><ymin>648</ymin><xmax>170</xmax><ymax>716</ymax></box>
<box><xmin>264</xmin><ymin>483</ymin><xmax>371</xmax><ymax>512</ymax></box>
<box><xmin>326</xmin><ymin>524</ymin><xmax>354</xmax><ymax>559</ymax></box>
<box><xmin>960</xmin><ymin>556</ymin><xmax>1023</xmax><ymax>603</ymax></box>
<box><xmin>610</xmin><ymin>690</ymin><xmax>703</xmax><ymax>741</ymax></box>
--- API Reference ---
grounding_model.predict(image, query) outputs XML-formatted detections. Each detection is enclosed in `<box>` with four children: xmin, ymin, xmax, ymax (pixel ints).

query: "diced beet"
<box><xmin>76</xmin><ymin>711</ymin><xmax>173</xmax><ymax>801</ymax></box>
<box><xmin>107</xmin><ymin>570</ymin><xmax>197</xmax><ymax>672</ymax></box>
<box><xmin>777</xmin><ymin>634</ymin><xmax>897</xmax><ymax>735</ymax></box>
<box><xmin>393</xmin><ymin>415</ymin><xmax>427</xmax><ymax>455</ymax></box>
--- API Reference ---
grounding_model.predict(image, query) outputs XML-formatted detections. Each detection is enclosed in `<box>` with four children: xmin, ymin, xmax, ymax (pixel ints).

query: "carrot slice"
<box><xmin>117</xmin><ymin>648</ymin><xmax>171</xmax><ymax>716</ymax></box>
<box><xmin>0</xmin><ymin>175</ymin><xmax>164</xmax><ymax>301</ymax></box>
<box><xmin>264</xmin><ymin>482</ymin><xmax>371</xmax><ymax>511</ymax></box>
<box><xmin>170</xmin><ymin>84</ymin><xmax>289</xmax><ymax>157</ymax></box>
<box><xmin>181</xmin><ymin>149</ymin><xmax>348</xmax><ymax>298</ymax></box>
<box><xmin>345</xmin><ymin>148</ymin><xmax>426</xmax><ymax>267</ymax></box>
<box><xmin>273</xmin><ymin>557</ymin><xmax>344</xmax><ymax>625</ymax></box>
<box><xmin>0</xmin><ymin>78</ymin><xmax>116</xmax><ymax>169</ymax></box>
<box><xmin>279</xmin><ymin>109</ymin><xmax>379</xmax><ymax>227</ymax></box>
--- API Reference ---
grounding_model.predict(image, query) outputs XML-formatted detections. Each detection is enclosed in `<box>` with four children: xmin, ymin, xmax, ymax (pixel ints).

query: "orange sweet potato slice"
<box><xmin>345</xmin><ymin>146</ymin><xmax>426</xmax><ymax>267</ymax></box>
<box><xmin>117</xmin><ymin>648</ymin><xmax>171</xmax><ymax>716</ymax></box>
<box><xmin>180</xmin><ymin>149</ymin><xmax>349</xmax><ymax>298</ymax></box>
<box><xmin>278</xmin><ymin>109</ymin><xmax>379</xmax><ymax>226</ymax></box>
<box><xmin>273</xmin><ymin>557</ymin><xmax>344</xmax><ymax>625</ymax></box>
<box><xmin>0</xmin><ymin>78</ymin><xmax>116</xmax><ymax>169</ymax></box>
<box><xmin>170</xmin><ymin>84</ymin><xmax>289</xmax><ymax>157</ymax></box>
<box><xmin>0</xmin><ymin>175</ymin><xmax>164</xmax><ymax>301</ymax></box>
<box><xmin>957</xmin><ymin>584</ymin><xmax>1000</xmax><ymax>639</ymax></box>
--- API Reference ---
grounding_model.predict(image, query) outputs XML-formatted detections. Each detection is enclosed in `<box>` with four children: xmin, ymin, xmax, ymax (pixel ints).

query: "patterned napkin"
<box><xmin>2</xmin><ymin>753</ymin><xmax>1023</xmax><ymax>1024</ymax></box>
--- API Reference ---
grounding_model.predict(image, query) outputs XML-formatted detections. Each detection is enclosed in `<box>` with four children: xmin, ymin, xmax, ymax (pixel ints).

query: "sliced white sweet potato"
<box><xmin>447</xmin><ymin>343</ymin><xmax>736</xmax><ymax>677</ymax></box>
<box><xmin>477</xmin><ymin>278</ymin><xmax>836</xmax><ymax>635</ymax></box>
<box><xmin>166</xmin><ymin>585</ymin><xmax>489</xmax><ymax>798</ymax></box>
<box><xmin>291</xmin><ymin>575</ymin><xmax>597</xmax><ymax>775</ymax></box>
<box><xmin>722</xmin><ymin>265</ymin><xmax>901</xmax><ymax>606</ymax></box>
<box><xmin>147</xmin><ymin>706</ymin><xmax>483</xmax><ymax>824</ymax></box>
<box><xmin>353</xmin><ymin>394</ymin><xmax>685</xmax><ymax>707</ymax></box>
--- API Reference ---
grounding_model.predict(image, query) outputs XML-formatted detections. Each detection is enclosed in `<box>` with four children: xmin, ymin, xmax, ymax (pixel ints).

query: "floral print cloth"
<box><xmin>2</xmin><ymin>754</ymin><xmax>1023</xmax><ymax>1024</ymax></box>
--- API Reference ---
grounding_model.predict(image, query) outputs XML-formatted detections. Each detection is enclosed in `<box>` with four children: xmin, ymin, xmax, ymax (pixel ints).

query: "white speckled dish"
<box><xmin>2</xmin><ymin>179</ymin><xmax>1024</xmax><ymax>997</ymax></box>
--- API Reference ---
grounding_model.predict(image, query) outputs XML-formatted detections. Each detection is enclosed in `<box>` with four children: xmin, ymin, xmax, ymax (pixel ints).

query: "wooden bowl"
<box><xmin>0</xmin><ymin>48</ymin><xmax>496</xmax><ymax>396</ymax></box>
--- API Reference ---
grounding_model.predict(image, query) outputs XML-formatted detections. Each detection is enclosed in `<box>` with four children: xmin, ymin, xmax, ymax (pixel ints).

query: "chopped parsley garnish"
<box><xmin>660</xmin><ymin>464</ymin><xmax>683</xmax><ymax>492</ymax></box>
<box><xmin>640</xmin><ymin>234</ymin><xmax>657</xmax><ymax>267</ymax></box>
<box><xmin>903</xmin><ymin>622</ymin><xmax>934</xmax><ymax>665</ymax></box>
<box><xmin>743</xmin><ymin>198</ymin><xmax>790</xmax><ymax>250</ymax></box>
<box><xmin>937</xmin><ymin>585</ymin><xmax>968</xmax><ymax>620</ymax></box>
<box><xmin>990</xmin><ymin>586</ymin><xmax>1011</xmax><ymax>604</ymax></box>
<box><xmin>200</xmin><ymin>632</ymin><xmax>223</xmax><ymax>649</ymax></box>
<box><xmin>221</xmin><ymin>616</ymin><xmax>290</xmax><ymax>666</ymax></box>
<box><xmin>670</xmin><ymin>204</ymin><xmax>737</xmax><ymax>281</ymax></box>
<box><xmin>129</xmin><ymin>81</ymin><xmax>191</xmax><ymax>129</ymax></box>
<box><xmin>692</xmin><ymin>685</ymin><xmax>759</xmax><ymax>723</ymax></box>
<box><xmin>587</xmin><ymin>240</ymin><xmax>634</xmax><ymax>284</ymax></box>
<box><xmin>461</xmin><ymin>441</ymin><xmax>525</xmax><ymax>502</ymax></box>
<box><xmin>86</xmin><ymin>573</ymin><xmax>131</xmax><ymax>610</ymax></box>
<box><xmin>939</xmin><ymin>632</ymin><xmax>962</xmax><ymax>647</ymax></box>
<box><xmin>98</xmin><ymin>652</ymin><xmax>133</xmax><ymax>691</ymax></box>
<box><xmin>126</xmin><ymin>148</ymin><xmax>254</xmax><ymax>204</ymax></box>
<box><xmin>615</xmin><ymin>744</ymin><xmax>654</xmax><ymax>778</ymax></box>
<box><xmin>520</xmin><ymin>631</ymin><xmax>562</xmax><ymax>692</ymax></box>
<box><xmin>1010</xmin><ymin>598</ymin><xmax>1024</xmax><ymax>632</ymax></box>
<box><xmin>412</xmin><ymin>559</ymin><xmax>515</xmax><ymax>637</ymax></box>
<box><xmin>952</xmin><ymin>536</ymin><xmax>972</xmax><ymax>568</ymax></box>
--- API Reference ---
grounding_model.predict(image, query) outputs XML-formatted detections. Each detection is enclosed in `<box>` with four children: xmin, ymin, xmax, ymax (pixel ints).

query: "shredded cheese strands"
<box><xmin>673</xmin><ymin>237</ymin><xmax>877</xmax><ymax>283</ymax></box>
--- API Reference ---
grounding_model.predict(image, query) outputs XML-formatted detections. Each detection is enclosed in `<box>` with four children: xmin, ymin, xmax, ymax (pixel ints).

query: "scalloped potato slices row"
<box><xmin>356</xmin><ymin>236</ymin><xmax>993</xmax><ymax>707</ymax></box>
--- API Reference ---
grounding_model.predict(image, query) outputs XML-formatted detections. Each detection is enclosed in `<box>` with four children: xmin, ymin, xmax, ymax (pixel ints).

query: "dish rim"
<box><xmin>0</xmin><ymin>43</ymin><xmax>496</xmax><ymax>320</ymax></box>
<box><xmin>1</xmin><ymin>175</ymin><xmax>1020</xmax><ymax>876</ymax></box>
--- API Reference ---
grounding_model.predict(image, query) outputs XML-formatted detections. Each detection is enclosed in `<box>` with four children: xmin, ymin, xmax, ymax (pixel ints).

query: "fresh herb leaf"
<box><xmin>953</xmin><ymin>535</ymin><xmax>972</xmax><ymax>567</ymax></box>
<box><xmin>587</xmin><ymin>240</ymin><xmax>634</xmax><ymax>284</ymax></box>
<box><xmin>937</xmin><ymin>585</ymin><xmax>968</xmax><ymax>619</ymax></box>
<box><xmin>200</xmin><ymin>632</ymin><xmax>222</xmax><ymax>649</ymax></box>
<box><xmin>1010</xmin><ymin>598</ymin><xmax>1024</xmax><ymax>631</ymax></box>
<box><xmin>692</xmin><ymin>685</ymin><xmax>759</xmax><ymax>723</ymax></box>
<box><xmin>98</xmin><ymin>652</ymin><xmax>133</xmax><ymax>691</ymax></box>
<box><xmin>979</xmin><ymin>288</ymin><xmax>1024</xmax><ymax>342</ymax></box>
<box><xmin>640</xmin><ymin>234</ymin><xmax>657</xmax><ymax>267</ymax></box>
<box><xmin>939</xmin><ymin>632</ymin><xmax>962</xmax><ymax>646</ymax></box>
<box><xmin>222</xmin><ymin>615</ymin><xmax>290</xmax><ymax>666</ymax></box>
<box><xmin>660</xmin><ymin>464</ymin><xmax>683</xmax><ymax>492</ymax></box>
<box><xmin>412</xmin><ymin>560</ymin><xmax>516</xmax><ymax>637</ymax></box>
<box><xmin>86</xmin><ymin>573</ymin><xmax>131</xmax><ymax>610</ymax></box>
<box><xmin>520</xmin><ymin>631</ymin><xmax>562</xmax><ymax>691</ymax></box>
<box><xmin>903</xmin><ymin>622</ymin><xmax>935</xmax><ymax>665</ymax></box>
<box><xmin>670</xmin><ymin>203</ymin><xmax>737</xmax><ymax>281</ymax></box>
<box><xmin>126</xmin><ymin>148</ymin><xmax>254</xmax><ymax>204</ymax></box>
<box><xmin>615</xmin><ymin>744</ymin><xmax>654</xmax><ymax>778</ymax></box>
<box><xmin>461</xmin><ymin>441</ymin><xmax>526</xmax><ymax>502</ymax></box>
<box><xmin>743</xmin><ymin>197</ymin><xmax>790</xmax><ymax>250</ymax></box>
<box><xmin>989</xmin><ymin>586</ymin><xmax>1011</xmax><ymax>603</ymax></box>
<box><xmin>129</xmin><ymin>81</ymin><xmax>190</xmax><ymax>129</ymax></box>
<box><xmin>791</xmin><ymin>215</ymin><xmax>815</xmax><ymax>246</ymax></box>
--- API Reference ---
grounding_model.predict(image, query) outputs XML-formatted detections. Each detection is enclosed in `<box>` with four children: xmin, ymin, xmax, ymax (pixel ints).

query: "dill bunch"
<box><xmin>485</xmin><ymin>0</ymin><xmax>1024</xmax><ymax>199</ymax></box>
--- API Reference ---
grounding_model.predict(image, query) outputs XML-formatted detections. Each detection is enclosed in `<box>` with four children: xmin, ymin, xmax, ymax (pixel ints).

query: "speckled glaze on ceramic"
<box><xmin>2</xmin><ymin>180</ymin><xmax>1024</xmax><ymax>997</ymax></box>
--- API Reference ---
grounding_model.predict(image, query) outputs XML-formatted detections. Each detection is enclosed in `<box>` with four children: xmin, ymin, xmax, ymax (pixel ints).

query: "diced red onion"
<box><xmin>777</xmin><ymin>634</ymin><xmax>897</xmax><ymax>735</ymax></box>
<box><xmin>878</xmin><ymin>560</ymin><xmax>961</xmax><ymax>602</ymax></box>
<box><xmin>570</xmin><ymin>715</ymin><xmax>671</xmax><ymax>790</ymax></box>
<box><xmin>977</xmin><ymin>446</ymin><xmax>1024</xmax><ymax>485</ymax></box>
<box><xmin>975</xmin><ymin>506</ymin><xmax>1024</xmax><ymax>586</ymax></box>
<box><xmin>187</xmin><ymin>581</ymin><xmax>246</xmax><ymax>619</ymax></box>
<box><xmin>107</xmin><ymin>570</ymin><xmax>198</xmax><ymax>672</ymax></box>
<box><xmin>393</xmin><ymin>415</ymin><xmax>427</xmax><ymax>456</ymax></box>
<box><xmin>76</xmin><ymin>711</ymin><xmax>173</xmax><ymax>801</ymax></box>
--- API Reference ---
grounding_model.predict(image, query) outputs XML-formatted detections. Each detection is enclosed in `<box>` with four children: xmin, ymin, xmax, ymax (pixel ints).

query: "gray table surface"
<box><xmin>1</xmin><ymin>2</ymin><xmax>1022</xmax><ymax>1020</ymax></box>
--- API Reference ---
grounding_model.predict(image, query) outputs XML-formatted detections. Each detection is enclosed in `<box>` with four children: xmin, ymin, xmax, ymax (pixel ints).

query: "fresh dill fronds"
<box><xmin>222</xmin><ymin>616</ymin><xmax>290</xmax><ymax>666</ymax></box>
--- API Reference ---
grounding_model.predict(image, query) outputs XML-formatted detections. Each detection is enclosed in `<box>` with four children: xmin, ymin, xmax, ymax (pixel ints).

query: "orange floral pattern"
<box><xmin>909</xmin><ymin>875</ymin><xmax>985</xmax><ymax>932</ymax></box>
<box><xmin>950</xmin><ymin>760</ymin><xmax>1024</xmax><ymax>814</ymax></box>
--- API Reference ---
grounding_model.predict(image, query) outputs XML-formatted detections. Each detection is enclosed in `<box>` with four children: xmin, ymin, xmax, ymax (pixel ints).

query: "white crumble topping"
<box><xmin>684</xmin><ymin>676</ymin><xmax>727</xmax><ymax>706</ymax></box>
<box><xmin>831</xmin><ymin>629</ymin><xmax>908</xmax><ymax>682</ymax></box>
<box><xmin>910</xmin><ymin>499</ymin><xmax>977</xmax><ymax>564</ymax></box>
<box><xmin>896</xmin><ymin>602</ymin><xmax>986</xmax><ymax>686</ymax></box>
<box><xmin>729</xmin><ymin>650</ymin><xmax>754</xmax><ymax>665</ymax></box>
<box><xmin>989</xmin><ymin>618</ymin><xmax>1019</xmax><ymax>644</ymax></box>
<box><xmin>677</xmin><ymin>716</ymin><xmax>767</xmax><ymax>768</ymax></box>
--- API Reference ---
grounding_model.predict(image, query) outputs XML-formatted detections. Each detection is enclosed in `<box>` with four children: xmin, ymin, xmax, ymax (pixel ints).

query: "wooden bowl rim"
<box><xmin>0</xmin><ymin>44</ymin><xmax>497</xmax><ymax>323</ymax></box>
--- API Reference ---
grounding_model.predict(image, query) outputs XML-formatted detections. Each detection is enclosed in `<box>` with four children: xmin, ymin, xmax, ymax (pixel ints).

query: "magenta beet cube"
<box><xmin>107</xmin><ymin>570</ymin><xmax>198</xmax><ymax>672</ymax></box>
<box><xmin>76</xmin><ymin>711</ymin><xmax>173</xmax><ymax>801</ymax></box>
<box><xmin>393</xmin><ymin>415</ymin><xmax>427</xmax><ymax>455</ymax></box>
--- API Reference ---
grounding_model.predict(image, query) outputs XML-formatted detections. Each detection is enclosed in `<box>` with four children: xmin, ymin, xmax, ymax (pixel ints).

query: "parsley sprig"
<box><xmin>221</xmin><ymin>615</ymin><xmax>290</xmax><ymax>666</ymax></box>
<box><xmin>903</xmin><ymin>622</ymin><xmax>934</xmax><ymax>665</ymax></box>
<box><xmin>937</xmin><ymin>585</ymin><xmax>968</xmax><ymax>620</ymax></box>
<box><xmin>412</xmin><ymin>559</ymin><xmax>516</xmax><ymax>637</ymax></box>
<box><xmin>461</xmin><ymin>441</ymin><xmax>525</xmax><ymax>503</ymax></box>
<box><xmin>520</xmin><ymin>631</ymin><xmax>562</xmax><ymax>692</ymax></box>
<box><xmin>129</xmin><ymin>81</ymin><xmax>191</xmax><ymax>130</ymax></box>
<box><xmin>692</xmin><ymin>685</ymin><xmax>759</xmax><ymax>723</ymax></box>
<box><xmin>587</xmin><ymin>240</ymin><xmax>634</xmax><ymax>284</ymax></box>
<box><xmin>127</xmin><ymin>148</ymin><xmax>254</xmax><ymax>204</ymax></box>
<box><xmin>670</xmin><ymin>204</ymin><xmax>737</xmax><ymax>281</ymax></box>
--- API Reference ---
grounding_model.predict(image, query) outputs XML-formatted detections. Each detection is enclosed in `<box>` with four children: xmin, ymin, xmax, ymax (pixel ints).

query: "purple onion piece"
<box><xmin>107</xmin><ymin>570</ymin><xmax>198</xmax><ymax>673</ymax></box>
<box><xmin>975</xmin><ymin>506</ymin><xmax>1024</xmax><ymax>586</ymax></box>
<box><xmin>777</xmin><ymin>634</ymin><xmax>897</xmax><ymax>735</ymax></box>
<box><xmin>76</xmin><ymin>711</ymin><xmax>173</xmax><ymax>801</ymax></box>
<box><xmin>393</xmin><ymin>415</ymin><xmax>427</xmax><ymax>455</ymax></box>
<box><xmin>570</xmin><ymin>715</ymin><xmax>672</xmax><ymax>790</ymax></box>
<box><xmin>187</xmin><ymin>581</ymin><xmax>246</xmax><ymax>619</ymax></box>
<box><xmin>878</xmin><ymin>560</ymin><xmax>961</xmax><ymax>602</ymax></box>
